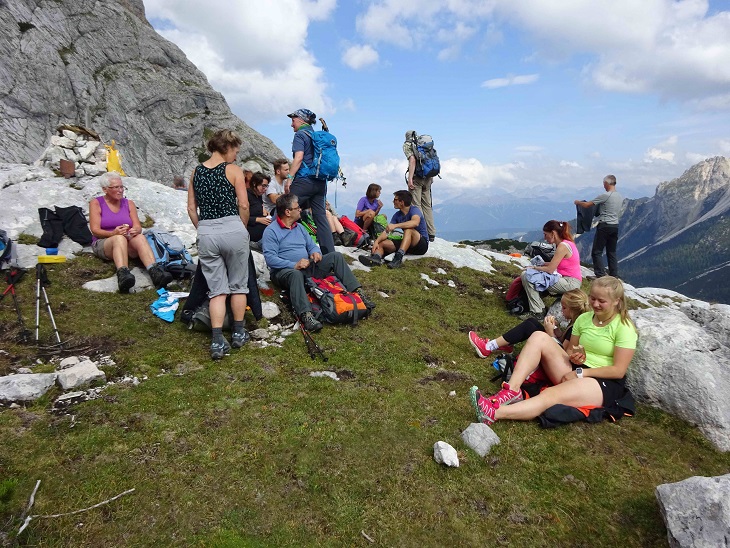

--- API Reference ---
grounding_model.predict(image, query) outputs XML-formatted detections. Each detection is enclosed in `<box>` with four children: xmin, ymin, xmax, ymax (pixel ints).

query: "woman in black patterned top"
<box><xmin>187</xmin><ymin>129</ymin><xmax>251</xmax><ymax>360</ymax></box>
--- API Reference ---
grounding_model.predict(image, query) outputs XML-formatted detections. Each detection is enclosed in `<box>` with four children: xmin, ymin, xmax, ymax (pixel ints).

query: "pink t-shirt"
<box><xmin>92</xmin><ymin>196</ymin><xmax>133</xmax><ymax>243</ymax></box>
<box><xmin>556</xmin><ymin>240</ymin><xmax>582</xmax><ymax>280</ymax></box>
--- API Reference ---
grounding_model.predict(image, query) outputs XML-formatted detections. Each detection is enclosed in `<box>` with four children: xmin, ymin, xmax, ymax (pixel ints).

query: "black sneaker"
<box><xmin>355</xmin><ymin>288</ymin><xmax>376</xmax><ymax>310</ymax></box>
<box><xmin>358</xmin><ymin>254</ymin><xmax>382</xmax><ymax>267</ymax></box>
<box><xmin>333</xmin><ymin>232</ymin><xmax>343</xmax><ymax>246</ymax></box>
<box><xmin>149</xmin><ymin>264</ymin><xmax>173</xmax><ymax>289</ymax></box>
<box><xmin>116</xmin><ymin>267</ymin><xmax>135</xmax><ymax>293</ymax></box>
<box><xmin>301</xmin><ymin>311</ymin><xmax>323</xmax><ymax>333</ymax></box>
<box><xmin>231</xmin><ymin>329</ymin><xmax>251</xmax><ymax>348</ymax></box>
<box><xmin>387</xmin><ymin>254</ymin><xmax>404</xmax><ymax>269</ymax></box>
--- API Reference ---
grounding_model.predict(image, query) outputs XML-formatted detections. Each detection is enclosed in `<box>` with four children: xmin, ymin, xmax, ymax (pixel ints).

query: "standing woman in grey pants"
<box><xmin>187</xmin><ymin>130</ymin><xmax>251</xmax><ymax>360</ymax></box>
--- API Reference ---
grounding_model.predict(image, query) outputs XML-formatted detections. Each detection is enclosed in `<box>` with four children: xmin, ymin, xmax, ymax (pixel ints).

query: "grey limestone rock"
<box><xmin>0</xmin><ymin>0</ymin><xmax>284</xmax><ymax>184</ymax></box>
<box><xmin>461</xmin><ymin>423</ymin><xmax>500</xmax><ymax>457</ymax></box>
<box><xmin>0</xmin><ymin>373</ymin><xmax>57</xmax><ymax>403</ymax></box>
<box><xmin>656</xmin><ymin>473</ymin><xmax>730</xmax><ymax>548</ymax></box>
<box><xmin>56</xmin><ymin>359</ymin><xmax>106</xmax><ymax>390</ymax></box>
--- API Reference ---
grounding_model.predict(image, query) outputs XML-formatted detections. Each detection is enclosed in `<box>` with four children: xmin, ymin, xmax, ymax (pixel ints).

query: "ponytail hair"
<box><xmin>591</xmin><ymin>276</ymin><xmax>635</xmax><ymax>328</ymax></box>
<box><xmin>561</xmin><ymin>289</ymin><xmax>590</xmax><ymax>324</ymax></box>
<box><xmin>543</xmin><ymin>220</ymin><xmax>574</xmax><ymax>242</ymax></box>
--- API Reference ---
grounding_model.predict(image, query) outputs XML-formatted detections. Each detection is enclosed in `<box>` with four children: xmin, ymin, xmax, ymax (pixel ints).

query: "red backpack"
<box><xmin>305</xmin><ymin>275</ymin><xmax>370</xmax><ymax>325</ymax></box>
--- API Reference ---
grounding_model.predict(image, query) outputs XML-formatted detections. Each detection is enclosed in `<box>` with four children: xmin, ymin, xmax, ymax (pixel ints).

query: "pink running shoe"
<box><xmin>469</xmin><ymin>386</ymin><xmax>499</xmax><ymax>424</ymax></box>
<box><xmin>489</xmin><ymin>382</ymin><xmax>523</xmax><ymax>406</ymax></box>
<box><xmin>468</xmin><ymin>331</ymin><xmax>514</xmax><ymax>359</ymax></box>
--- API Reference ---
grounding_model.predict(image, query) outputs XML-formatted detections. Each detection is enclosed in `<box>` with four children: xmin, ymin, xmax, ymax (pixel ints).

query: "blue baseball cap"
<box><xmin>287</xmin><ymin>108</ymin><xmax>316</xmax><ymax>124</ymax></box>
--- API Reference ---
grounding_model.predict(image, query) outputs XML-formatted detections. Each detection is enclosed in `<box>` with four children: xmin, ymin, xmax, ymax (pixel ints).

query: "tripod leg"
<box><xmin>41</xmin><ymin>286</ymin><xmax>62</xmax><ymax>345</ymax></box>
<box><xmin>35</xmin><ymin>275</ymin><xmax>41</xmax><ymax>342</ymax></box>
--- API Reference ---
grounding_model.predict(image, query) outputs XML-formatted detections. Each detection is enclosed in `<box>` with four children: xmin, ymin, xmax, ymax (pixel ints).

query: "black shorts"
<box><xmin>395</xmin><ymin>235</ymin><xmax>428</xmax><ymax>255</ymax></box>
<box><xmin>574</xmin><ymin>366</ymin><xmax>627</xmax><ymax>406</ymax></box>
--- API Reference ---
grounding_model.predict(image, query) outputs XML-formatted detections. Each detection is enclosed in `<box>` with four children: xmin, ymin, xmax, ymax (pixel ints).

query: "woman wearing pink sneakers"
<box><xmin>469</xmin><ymin>277</ymin><xmax>637</xmax><ymax>425</ymax></box>
<box><xmin>469</xmin><ymin>289</ymin><xmax>590</xmax><ymax>358</ymax></box>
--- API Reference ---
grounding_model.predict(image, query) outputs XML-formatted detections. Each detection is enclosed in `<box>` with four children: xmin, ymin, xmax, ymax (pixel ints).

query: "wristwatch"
<box><xmin>575</xmin><ymin>367</ymin><xmax>584</xmax><ymax>379</ymax></box>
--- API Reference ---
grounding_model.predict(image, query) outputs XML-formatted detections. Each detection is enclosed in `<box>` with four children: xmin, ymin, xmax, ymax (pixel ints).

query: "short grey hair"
<box><xmin>100</xmin><ymin>171</ymin><xmax>123</xmax><ymax>189</ymax></box>
<box><xmin>603</xmin><ymin>174</ymin><xmax>617</xmax><ymax>186</ymax></box>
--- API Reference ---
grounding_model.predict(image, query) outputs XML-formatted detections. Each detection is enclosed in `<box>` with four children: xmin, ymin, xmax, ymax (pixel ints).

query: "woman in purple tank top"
<box><xmin>89</xmin><ymin>172</ymin><xmax>172</xmax><ymax>293</ymax></box>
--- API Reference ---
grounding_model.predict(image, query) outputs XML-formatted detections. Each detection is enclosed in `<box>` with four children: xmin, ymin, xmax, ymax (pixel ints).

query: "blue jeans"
<box><xmin>290</xmin><ymin>176</ymin><xmax>334</xmax><ymax>255</ymax></box>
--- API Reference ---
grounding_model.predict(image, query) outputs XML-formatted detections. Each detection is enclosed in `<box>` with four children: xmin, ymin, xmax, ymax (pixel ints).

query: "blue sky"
<box><xmin>144</xmin><ymin>0</ymin><xmax>730</xmax><ymax>214</ymax></box>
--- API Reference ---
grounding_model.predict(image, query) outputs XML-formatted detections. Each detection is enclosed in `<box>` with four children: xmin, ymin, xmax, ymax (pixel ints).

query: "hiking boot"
<box><xmin>519</xmin><ymin>310</ymin><xmax>544</xmax><ymax>322</ymax></box>
<box><xmin>469</xmin><ymin>386</ymin><xmax>499</xmax><ymax>425</ymax></box>
<box><xmin>301</xmin><ymin>311</ymin><xmax>323</xmax><ymax>333</ymax></box>
<box><xmin>149</xmin><ymin>264</ymin><xmax>173</xmax><ymax>289</ymax></box>
<box><xmin>358</xmin><ymin>254</ymin><xmax>382</xmax><ymax>267</ymax></box>
<box><xmin>341</xmin><ymin>230</ymin><xmax>356</xmax><ymax>247</ymax></box>
<box><xmin>468</xmin><ymin>331</ymin><xmax>514</xmax><ymax>359</ymax></box>
<box><xmin>355</xmin><ymin>288</ymin><xmax>376</xmax><ymax>310</ymax></box>
<box><xmin>231</xmin><ymin>329</ymin><xmax>251</xmax><ymax>348</ymax></box>
<box><xmin>210</xmin><ymin>339</ymin><xmax>231</xmax><ymax>360</ymax></box>
<box><xmin>387</xmin><ymin>253</ymin><xmax>404</xmax><ymax>269</ymax></box>
<box><xmin>333</xmin><ymin>232</ymin><xmax>343</xmax><ymax>246</ymax></box>
<box><xmin>488</xmin><ymin>382</ymin><xmax>523</xmax><ymax>406</ymax></box>
<box><xmin>428</xmin><ymin>234</ymin><xmax>435</xmax><ymax>242</ymax></box>
<box><xmin>116</xmin><ymin>267</ymin><xmax>135</xmax><ymax>293</ymax></box>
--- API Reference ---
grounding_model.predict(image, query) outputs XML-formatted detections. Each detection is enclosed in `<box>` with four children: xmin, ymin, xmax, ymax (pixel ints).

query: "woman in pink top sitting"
<box><xmin>519</xmin><ymin>220</ymin><xmax>582</xmax><ymax>319</ymax></box>
<box><xmin>89</xmin><ymin>172</ymin><xmax>172</xmax><ymax>293</ymax></box>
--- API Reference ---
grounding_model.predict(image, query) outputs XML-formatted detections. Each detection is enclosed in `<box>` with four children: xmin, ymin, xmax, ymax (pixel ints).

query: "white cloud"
<box><xmin>719</xmin><ymin>140</ymin><xmax>730</xmax><ymax>153</ymax></box>
<box><xmin>686</xmin><ymin>152</ymin><xmax>709</xmax><ymax>163</ymax></box>
<box><xmin>660</xmin><ymin>135</ymin><xmax>679</xmax><ymax>147</ymax></box>
<box><xmin>644</xmin><ymin>147</ymin><xmax>676</xmax><ymax>163</ymax></box>
<box><xmin>481</xmin><ymin>74</ymin><xmax>539</xmax><ymax>89</ymax></box>
<box><xmin>342</xmin><ymin>45</ymin><xmax>379</xmax><ymax>69</ymax></box>
<box><xmin>560</xmin><ymin>160</ymin><xmax>581</xmax><ymax>168</ymax></box>
<box><xmin>144</xmin><ymin>0</ymin><xmax>336</xmax><ymax>121</ymax></box>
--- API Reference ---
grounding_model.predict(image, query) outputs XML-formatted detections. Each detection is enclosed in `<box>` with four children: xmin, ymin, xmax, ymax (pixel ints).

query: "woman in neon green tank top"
<box><xmin>470</xmin><ymin>276</ymin><xmax>638</xmax><ymax>425</ymax></box>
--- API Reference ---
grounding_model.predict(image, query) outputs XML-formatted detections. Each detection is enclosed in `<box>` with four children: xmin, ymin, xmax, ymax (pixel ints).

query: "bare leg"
<box><xmin>209</xmin><ymin>294</ymin><xmax>227</xmax><ymax>329</ymax></box>
<box><xmin>506</xmin><ymin>331</ymin><xmax>573</xmax><ymax>392</ymax></box>
<box><xmin>495</xmin><ymin>378</ymin><xmax>603</xmax><ymax>421</ymax></box>
<box><xmin>103</xmin><ymin>235</ymin><xmax>130</xmax><ymax>269</ymax></box>
<box><xmin>373</xmin><ymin>238</ymin><xmax>396</xmax><ymax>258</ymax></box>
<box><xmin>230</xmin><ymin>294</ymin><xmax>247</xmax><ymax>322</ymax></box>
<box><xmin>127</xmin><ymin>234</ymin><xmax>156</xmax><ymax>267</ymax></box>
<box><xmin>361</xmin><ymin>210</ymin><xmax>375</xmax><ymax>231</ymax></box>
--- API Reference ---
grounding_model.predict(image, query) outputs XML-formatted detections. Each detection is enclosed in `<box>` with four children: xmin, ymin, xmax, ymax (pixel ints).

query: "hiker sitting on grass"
<box><xmin>359</xmin><ymin>189</ymin><xmax>428</xmax><ymax>269</ymax></box>
<box><xmin>89</xmin><ymin>172</ymin><xmax>173</xmax><ymax>293</ymax></box>
<box><xmin>354</xmin><ymin>183</ymin><xmax>383</xmax><ymax>233</ymax></box>
<box><xmin>469</xmin><ymin>276</ymin><xmax>637</xmax><ymax>425</ymax></box>
<box><xmin>517</xmin><ymin>220</ymin><xmax>582</xmax><ymax>321</ymax></box>
<box><xmin>469</xmin><ymin>289</ymin><xmax>590</xmax><ymax>358</ymax></box>
<box><xmin>262</xmin><ymin>194</ymin><xmax>375</xmax><ymax>333</ymax></box>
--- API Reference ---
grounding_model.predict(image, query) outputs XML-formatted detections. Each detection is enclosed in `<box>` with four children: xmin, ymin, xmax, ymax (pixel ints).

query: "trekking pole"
<box><xmin>297</xmin><ymin>316</ymin><xmax>327</xmax><ymax>361</ymax></box>
<box><xmin>0</xmin><ymin>268</ymin><xmax>31</xmax><ymax>341</ymax></box>
<box><xmin>34</xmin><ymin>261</ymin><xmax>63</xmax><ymax>346</ymax></box>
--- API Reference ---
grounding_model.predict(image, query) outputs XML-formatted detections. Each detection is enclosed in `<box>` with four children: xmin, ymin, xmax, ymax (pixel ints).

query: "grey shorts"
<box><xmin>91</xmin><ymin>239</ymin><xmax>109</xmax><ymax>260</ymax></box>
<box><xmin>197</xmin><ymin>216</ymin><xmax>250</xmax><ymax>298</ymax></box>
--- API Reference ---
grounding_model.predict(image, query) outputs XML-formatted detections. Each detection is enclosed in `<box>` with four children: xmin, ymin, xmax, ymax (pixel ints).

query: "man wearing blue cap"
<box><xmin>287</xmin><ymin>108</ymin><xmax>335</xmax><ymax>255</ymax></box>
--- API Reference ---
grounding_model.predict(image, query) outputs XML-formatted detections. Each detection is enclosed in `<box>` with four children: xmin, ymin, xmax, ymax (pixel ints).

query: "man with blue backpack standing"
<box><xmin>288</xmin><ymin>108</ymin><xmax>338</xmax><ymax>255</ymax></box>
<box><xmin>404</xmin><ymin>130</ymin><xmax>439</xmax><ymax>242</ymax></box>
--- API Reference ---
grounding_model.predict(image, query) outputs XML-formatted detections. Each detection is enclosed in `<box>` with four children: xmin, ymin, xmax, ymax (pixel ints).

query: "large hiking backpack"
<box><xmin>144</xmin><ymin>228</ymin><xmax>196</xmax><ymax>279</ymax></box>
<box><xmin>411</xmin><ymin>134</ymin><xmax>441</xmax><ymax>178</ymax></box>
<box><xmin>301</xmin><ymin>127</ymin><xmax>340</xmax><ymax>181</ymax></box>
<box><xmin>0</xmin><ymin>229</ymin><xmax>15</xmax><ymax>268</ymax></box>
<box><xmin>305</xmin><ymin>275</ymin><xmax>369</xmax><ymax>325</ymax></box>
<box><xmin>525</xmin><ymin>241</ymin><xmax>555</xmax><ymax>262</ymax></box>
<box><xmin>338</xmin><ymin>215</ymin><xmax>370</xmax><ymax>248</ymax></box>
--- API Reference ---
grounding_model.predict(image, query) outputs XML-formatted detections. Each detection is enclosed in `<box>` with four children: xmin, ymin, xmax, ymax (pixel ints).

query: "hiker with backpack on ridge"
<box><xmin>403</xmin><ymin>130</ymin><xmax>439</xmax><ymax>242</ymax></box>
<box><xmin>262</xmin><ymin>194</ymin><xmax>376</xmax><ymax>333</ymax></box>
<box><xmin>287</xmin><ymin>108</ymin><xmax>336</xmax><ymax>256</ymax></box>
<box><xmin>88</xmin><ymin>172</ymin><xmax>173</xmax><ymax>293</ymax></box>
<box><xmin>359</xmin><ymin>190</ymin><xmax>429</xmax><ymax>269</ymax></box>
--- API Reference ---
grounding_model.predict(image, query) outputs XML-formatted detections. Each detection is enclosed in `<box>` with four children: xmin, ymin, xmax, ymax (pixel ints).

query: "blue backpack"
<box><xmin>412</xmin><ymin>134</ymin><xmax>441</xmax><ymax>178</ymax></box>
<box><xmin>301</xmin><ymin>127</ymin><xmax>340</xmax><ymax>181</ymax></box>
<box><xmin>144</xmin><ymin>228</ymin><xmax>196</xmax><ymax>279</ymax></box>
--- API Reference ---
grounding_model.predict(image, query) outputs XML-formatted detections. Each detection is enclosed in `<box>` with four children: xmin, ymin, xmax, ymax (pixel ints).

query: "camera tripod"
<box><xmin>0</xmin><ymin>267</ymin><xmax>31</xmax><ymax>342</ymax></box>
<box><xmin>35</xmin><ymin>262</ymin><xmax>63</xmax><ymax>347</ymax></box>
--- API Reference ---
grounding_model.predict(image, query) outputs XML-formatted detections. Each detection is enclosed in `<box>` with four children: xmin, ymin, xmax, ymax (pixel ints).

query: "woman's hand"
<box><xmin>258</xmin><ymin>217</ymin><xmax>272</xmax><ymax>226</ymax></box>
<box><xmin>114</xmin><ymin>224</ymin><xmax>130</xmax><ymax>236</ymax></box>
<box><xmin>569</xmin><ymin>344</ymin><xmax>586</xmax><ymax>364</ymax></box>
<box><xmin>543</xmin><ymin>315</ymin><xmax>556</xmax><ymax>336</ymax></box>
<box><xmin>560</xmin><ymin>370</ymin><xmax>579</xmax><ymax>383</ymax></box>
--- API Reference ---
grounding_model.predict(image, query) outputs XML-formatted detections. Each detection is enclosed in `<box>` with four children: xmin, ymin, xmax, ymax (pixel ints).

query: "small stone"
<box><xmin>62</xmin><ymin>129</ymin><xmax>78</xmax><ymax>140</ymax></box>
<box><xmin>250</xmin><ymin>328</ymin><xmax>269</xmax><ymax>340</ymax></box>
<box><xmin>449</xmin><ymin>390</ymin><xmax>456</xmax><ymax>397</ymax></box>
<box><xmin>433</xmin><ymin>441</ymin><xmax>459</xmax><ymax>467</ymax></box>
<box><xmin>310</xmin><ymin>371</ymin><xmax>339</xmax><ymax>381</ymax></box>
<box><xmin>461</xmin><ymin>423</ymin><xmax>501</xmax><ymax>457</ymax></box>
<box><xmin>436</xmin><ymin>268</ymin><xmax>447</xmax><ymax>274</ymax></box>
<box><xmin>59</xmin><ymin>356</ymin><xmax>81</xmax><ymax>369</ymax></box>
<box><xmin>261</xmin><ymin>301</ymin><xmax>281</xmax><ymax>319</ymax></box>
<box><xmin>17</xmin><ymin>367</ymin><xmax>33</xmax><ymax>374</ymax></box>
<box><xmin>56</xmin><ymin>360</ymin><xmax>106</xmax><ymax>390</ymax></box>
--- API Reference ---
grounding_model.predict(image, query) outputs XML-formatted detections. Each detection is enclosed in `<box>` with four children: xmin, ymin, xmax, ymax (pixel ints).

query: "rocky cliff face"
<box><xmin>0</xmin><ymin>0</ymin><xmax>283</xmax><ymax>183</ymax></box>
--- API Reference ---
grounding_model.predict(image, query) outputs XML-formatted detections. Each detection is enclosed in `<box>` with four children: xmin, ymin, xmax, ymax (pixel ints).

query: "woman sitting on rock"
<box><xmin>518</xmin><ymin>220</ymin><xmax>582</xmax><ymax>320</ymax></box>
<box><xmin>469</xmin><ymin>288</ymin><xmax>590</xmax><ymax>358</ymax></box>
<box><xmin>89</xmin><ymin>172</ymin><xmax>172</xmax><ymax>293</ymax></box>
<box><xmin>354</xmin><ymin>183</ymin><xmax>383</xmax><ymax>233</ymax></box>
<box><xmin>469</xmin><ymin>276</ymin><xmax>637</xmax><ymax>425</ymax></box>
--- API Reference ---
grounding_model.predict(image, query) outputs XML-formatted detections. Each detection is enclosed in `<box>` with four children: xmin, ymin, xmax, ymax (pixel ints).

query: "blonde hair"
<box><xmin>561</xmin><ymin>289</ymin><xmax>590</xmax><ymax>322</ymax></box>
<box><xmin>591</xmin><ymin>276</ymin><xmax>634</xmax><ymax>327</ymax></box>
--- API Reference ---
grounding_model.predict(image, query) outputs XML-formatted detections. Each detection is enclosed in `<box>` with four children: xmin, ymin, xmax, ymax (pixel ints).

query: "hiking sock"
<box><xmin>211</xmin><ymin>327</ymin><xmax>226</xmax><ymax>345</ymax></box>
<box><xmin>232</xmin><ymin>320</ymin><xmax>245</xmax><ymax>334</ymax></box>
<box><xmin>486</xmin><ymin>339</ymin><xmax>500</xmax><ymax>352</ymax></box>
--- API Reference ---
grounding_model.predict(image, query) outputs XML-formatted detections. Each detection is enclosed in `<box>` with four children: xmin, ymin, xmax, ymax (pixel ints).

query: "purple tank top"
<box><xmin>92</xmin><ymin>196</ymin><xmax>133</xmax><ymax>243</ymax></box>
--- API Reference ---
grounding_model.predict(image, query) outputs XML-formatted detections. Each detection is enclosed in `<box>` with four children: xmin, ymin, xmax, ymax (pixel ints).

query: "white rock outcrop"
<box><xmin>461</xmin><ymin>423</ymin><xmax>500</xmax><ymax>457</ymax></box>
<box><xmin>0</xmin><ymin>373</ymin><xmax>57</xmax><ymax>403</ymax></box>
<box><xmin>56</xmin><ymin>360</ymin><xmax>107</xmax><ymax>390</ymax></box>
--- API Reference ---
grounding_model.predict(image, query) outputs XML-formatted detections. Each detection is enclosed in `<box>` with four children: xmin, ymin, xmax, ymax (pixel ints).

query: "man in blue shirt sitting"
<box><xmin>359</xmin><ymin>190</ymin><xmax>429</xmax><ymax>269</ymax></box>
<box><xmin>262</xmin><ymin>194</ymin><xmax>375</xmax><ymax>332</ymax></box>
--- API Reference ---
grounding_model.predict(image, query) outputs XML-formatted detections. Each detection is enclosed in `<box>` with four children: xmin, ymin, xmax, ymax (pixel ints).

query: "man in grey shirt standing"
<box><xmin>574</xmin><ymin>174</ymin><xmax>623</xmax><ymax>278</ymax></box>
